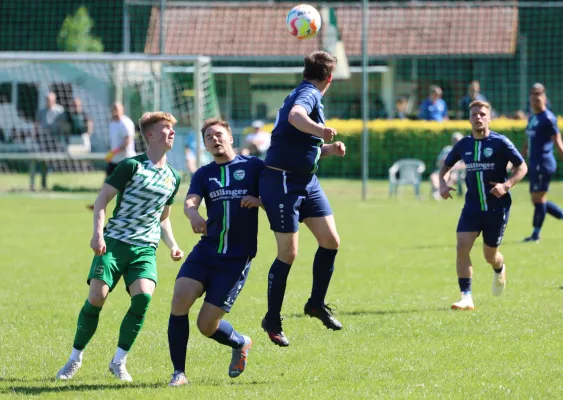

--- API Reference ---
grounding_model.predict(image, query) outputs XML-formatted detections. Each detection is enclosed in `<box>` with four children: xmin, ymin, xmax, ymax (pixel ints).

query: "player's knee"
<box><xmin>196</xmin><ymin>315</ymin><xmax>219</xmax><ymax>337</ymax></box>
<box><xmin>456</xmin><ymin>241</ymin><xmax>472</xmax><ymax>255</ymax></box>
<box><xmin>171</xmin><ymin>290</ymin><xmax>195</xmax><ymax>314</ymax></box>
<box><xmin>88</xmin><ymin>292</ymin><xmax>107</xmax><ymax>308</ymax></box>
<box><xmin>484</xmin><ymin>249</ymin><xmax>500</xmax><ymax>265</ymax></box>
<box><xmin>319</xmin><ymin>233</ymin><xmax>340</xmax><ymax>250</ymax></box>
<box><xmin>277</xmin><ymin>248</ymin><xmax>297</xmax><ymax>264</ymax></box>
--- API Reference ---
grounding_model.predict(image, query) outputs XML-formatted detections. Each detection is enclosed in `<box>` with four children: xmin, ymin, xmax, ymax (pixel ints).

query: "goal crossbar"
<box><xmin>0</xmin><ymin>52</ymin><xmax>210</xmax><ymax>63</ymax></box>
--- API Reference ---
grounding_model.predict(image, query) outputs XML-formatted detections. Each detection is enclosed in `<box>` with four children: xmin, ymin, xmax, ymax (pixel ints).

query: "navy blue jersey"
<box><xmin>526</xmin><ymin>110</ymin><xmax>559</xmax><ymax>173</ymax></box>
<box><xmin>445</xmin><ymin>132</ymin><xmax>525</xmax><ymax>211</ymax></box>
<box><xmin>265</xmin><ymin>80</ymin><xmax>325</xmax><ymax>175</ymax></box>
<box><xmin>187</xmin><ymin>155</ymin><xmax>265</xmax><ymax>258</ymax></box>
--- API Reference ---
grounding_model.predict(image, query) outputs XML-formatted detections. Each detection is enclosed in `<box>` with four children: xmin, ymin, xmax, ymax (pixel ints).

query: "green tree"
<box><xmin>57</xmin><ymin>6</ymin><xmax>104</xmax><ymax>52</ymax></box>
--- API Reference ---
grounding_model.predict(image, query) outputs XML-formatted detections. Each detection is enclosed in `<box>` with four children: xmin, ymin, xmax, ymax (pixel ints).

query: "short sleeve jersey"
<box><xmin>418</xmin><ymin>98</ymin><xmax>448</xmax><ymax>121</ymax></box>
<box><xmin>445</xmin><ymin>132</ymin><xmax>524</xmax><ymax>211</ymax></box>
<box><xmin>109</xmin><ymin>116</ymin><xmax>136</xmax><ymax>163</ymax></box>
<box><xmin>188</xmin><ymin>155</ymin><xmax>265</xmax><ymax>258</ymax></box>
<box><xmin>526</xmin><ymin>109</ymin><xmax>559</xmax><ymax>173</ymax></box>
<box><xmin>104</xmin><ymin>153</ymin><xmax>181</xmax><ymax>248</ymax></box>
<box><xmin>265</xmin><ymin>81</ymin><xmax>325</xmax><ymax>175</ymax></box>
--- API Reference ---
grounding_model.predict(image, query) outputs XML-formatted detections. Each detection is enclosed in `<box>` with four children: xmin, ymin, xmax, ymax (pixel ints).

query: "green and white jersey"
<box><xmin>104</xmin><ymin>153</ymin><xmax>181</xmax><ymax>248</ymax></box>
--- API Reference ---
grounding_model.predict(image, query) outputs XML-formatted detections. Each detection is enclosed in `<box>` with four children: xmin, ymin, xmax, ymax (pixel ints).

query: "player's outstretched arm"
<box><xmin>160</xmin><ymin>205</ymin><xmax>184</xmax><ymax>261</ymax></box>
<box><xmin>438</xmin><ymin>164</ymin><xmax>455</xmax><ymax>199</ymax></box>
<box><xmin>91</xmin><ymin>183</ymin><xmax>118</xmax><ymax>255</ymax></box>
<box><xmin>320</xmin><ymin>142</ymin><xmax>346</xmax><ymax>158</ymax></box>
<box><xmin>184</xmin><ymin>194</ymin><xmax>207</xmax><ymax>235</ymax></box>
<box><xmin>288</xmin><ymin>105</ymin><xmax>336</xmax><ymax>142</ymax></box>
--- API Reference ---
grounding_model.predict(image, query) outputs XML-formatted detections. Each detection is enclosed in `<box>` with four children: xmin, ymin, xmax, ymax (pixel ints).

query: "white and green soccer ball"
<box><xmin>286</xmin><ymin>4</ymin><xmax>322</xmax><ymax>40</ymax></box>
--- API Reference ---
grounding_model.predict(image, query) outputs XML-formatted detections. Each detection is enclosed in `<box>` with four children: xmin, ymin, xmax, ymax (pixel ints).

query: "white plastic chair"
<box><xmin>389</xmin><ymin>159</ymin><xmax>426</xmax><ymax>198</ymax></box>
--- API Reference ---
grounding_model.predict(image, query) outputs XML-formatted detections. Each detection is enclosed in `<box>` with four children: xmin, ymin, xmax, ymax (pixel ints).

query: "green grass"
<box><xmin>1</xmin><ymin>178</ymin><xmax>563</xmax><ymax>399</ymax></box>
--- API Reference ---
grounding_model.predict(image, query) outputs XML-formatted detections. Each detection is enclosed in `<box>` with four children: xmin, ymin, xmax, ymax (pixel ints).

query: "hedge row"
<box><xmin>263</xmin><ymin>119</ymin><xmax>542</xmax><ymax>179</ymax></box>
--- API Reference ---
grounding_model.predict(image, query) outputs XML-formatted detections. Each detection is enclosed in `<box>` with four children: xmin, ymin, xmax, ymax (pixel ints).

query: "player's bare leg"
<box><xmin>303</xmin><ymin>215</ymin><xmax>342</xmax><ymax>330</ymax></box>
<box><xmin>263</xmin><ymin>231</ymin><xmax>298</xmax><ymax>347</ymax></box>
<box><xmin>198</xmin><ymin>303</ymin><xmax>251</xmax><ymax>378</ymax></box>
<box><xmin>484</xmin><ymin>244</ymin><xmax>506</xmax><ymax>297</ymax></box>
<box><xmin>452</xmin><ymin>232</ymin><xmax>478</xmax><ymax>310</ymax></box>
<box><xmin>168</xmin><ymin>277</ymin><xmax>203</xmax><ymax>386</ymax></box>
<box><xmin>108</xmin><ymin>278</ymin><xmax>155</xmax><ymax>382</ymax></box>
<box><xmin>56</xmin><ymin>279</ymin><xmax>109</xmax><ymax>380</ymax></box>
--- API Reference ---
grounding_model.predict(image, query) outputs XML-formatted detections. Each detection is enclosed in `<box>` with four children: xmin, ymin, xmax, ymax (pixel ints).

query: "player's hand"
<box><xmin>91</xmin><ymin>235</ymin><xmax>106</xmax><ymax>256</ymax></box>
<box><xmin>331</xmin><ymin>141</ymin><xmax>346</xmax><ymax>157</ymax></box>
<box><xmin>104</xmin><ymin>148</ymin><xmax>120</xmax><ymax>163</ymax></box>
<box><xmin>190</xmin><ymin>214</ymin><xmax>207</xmax><ymax>235</ymax></box>
<box><xmin>170</xmin><ymin>246</ymin><xmax>184</xmax><ymax>261</ymax></box>
<box><xmin>489</xmin><ymin>181</ymin><xmax>508</xmax><ymax>198</ymax></box>
<box><xmin>322</xmin><ymin>127</ymin><xmax>337</xmax><ymax>142</ymax></box>
<box><xmin>439</xmin><ymin>183</ymin><xmax>455</xmax><ymax>199</ymax></box>
<box><xmin>241</xmin><ymin>195</ymin><xmax>262</xmax><ymax>208</ymax></box>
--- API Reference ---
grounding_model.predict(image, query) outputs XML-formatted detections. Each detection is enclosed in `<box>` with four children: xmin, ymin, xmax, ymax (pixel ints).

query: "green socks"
<box><xmin>73</xmin><ymin>300</ymin><xmax>102</xmax><ymax>351</ymax></box>
<box><xmin>117</xmin><ymin>293</ymin><xmax>152</xmax><ymax>351</ymax></box>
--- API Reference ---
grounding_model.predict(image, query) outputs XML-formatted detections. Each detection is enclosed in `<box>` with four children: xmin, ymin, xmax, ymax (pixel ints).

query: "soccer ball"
<box><xmin>286</xmin><ymin>4</ymin><xmax>322</xmax><ymax>40</ymax></box>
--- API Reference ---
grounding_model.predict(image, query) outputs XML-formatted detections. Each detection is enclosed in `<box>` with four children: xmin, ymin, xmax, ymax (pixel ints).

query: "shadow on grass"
<box><xmin>287</xmin><ymin>307</ymin><xmax>447</xmax><ymax>319</ymax></box>
<box><xmin>3</xmin><ymin>378</ymin><xmax>273</xmax><ymax>394</ymax></box>
<box><xmin>3</xmin><ymin>381</ymin><xmax>162</xmax><ymax>395</ymax></box>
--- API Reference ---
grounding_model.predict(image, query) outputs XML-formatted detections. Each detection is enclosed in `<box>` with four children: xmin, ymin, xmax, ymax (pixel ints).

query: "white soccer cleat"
<box><xmin>492</xmin><ymin>266</ymin><xmax>506</xmax><ymax>297</ymax></box>
<box><xmin>168</xmin><ymin>370</ymin><xmax>189</xmax><ymax>387</ymax></box>
<box><xmin>451</xmin><ymin>293</ymin><xmax>475</xmax><ymax>311</ymax></box>
<box><xmin>56</xmin><ymin>360</ymin><xmax>81</xmax><ymax>380</ymax></box>
<box><xmin>108</xmin><ymin>360</ymin><xmax>133</xmax><ymax>382</ymax></box>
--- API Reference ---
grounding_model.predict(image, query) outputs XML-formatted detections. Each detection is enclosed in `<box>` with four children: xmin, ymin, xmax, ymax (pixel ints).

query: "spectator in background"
<box><xmin>87</xmin><ymin>103</ymin><xmax>135</xmax><ymax>210</ymax></box>
<box><xmin>430</xmin><ymin>131</ymin><xmax>465</xmax><ymax>200</ymax></box>
<box><xmin>457</xmin><ymin>81</ymin><xmax>487</xmax><ymax>120</ymax></box>
<box><xmin>242</xmin><ymin>120</ymin><xmax>271</xmax><ymax>159</ymax></box>
<box><xmin>31</xmin><ymin>92</ymin><xmax>64</xmax><ymax>191</ymax></box>
<box><xmin>58</xmin><ymin>97</ymin><xmax>93</xmax><ymax>152</ymax></box>
<box><xmin>418</xmin><ymin>85</ymin><xmax>448</xmax><ymax>122</ymax></box>
<box><xmin>394</xmin><ymin>96</ymin><xmax>408</xmax><ymax>120</ymax></box>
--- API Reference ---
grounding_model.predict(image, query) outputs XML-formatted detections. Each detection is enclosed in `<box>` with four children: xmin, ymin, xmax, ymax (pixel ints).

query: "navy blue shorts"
<box><xmin>259</xmin><ymin>168</ymin><xmax>332</xmax><ymax>233</ymax></box>
<box><xmin>176</xmin><ymin>251</ymin><xmax>252</xmax><ymax>312</ymax></box>
<box><xmin>529</xmin><ymin>165</ymin><xmax>553</xmax><ymax>193</ymax></box>
<box><xmin>457</xmin><ymin>206</ymin><xmax>510</xmax><ymax>248</ymax></box>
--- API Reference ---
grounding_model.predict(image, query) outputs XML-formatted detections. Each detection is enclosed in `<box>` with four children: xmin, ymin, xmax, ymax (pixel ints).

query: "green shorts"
<box><xmin>87</xmin><ymin>236</ymin><xmax>157</xmax><ymax>292</ymax></box>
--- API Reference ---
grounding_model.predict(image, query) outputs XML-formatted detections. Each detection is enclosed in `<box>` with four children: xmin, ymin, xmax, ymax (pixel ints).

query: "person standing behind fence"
<box><xmin>87</xmin><ymin>103</ymin><xmax>136</xmax><ymax>210</ymax></box>
<box><xmin>31</xmin><ymin>92</ymin><xmax>64</xmax><ymax>191</ymax></box>
<box><xmin>58</xmin><ymin>97</ymin><xmax>93</xmax><ymax>152</ymax></box>
<box><xmin>418</xmin><ymin>85</ymin><xmax>448</xmax><ymax>122</ymax></box>
<box><xmin>457</xmin><ymin>81</ymin><xmax>487</xmax><ymax>120</ymax></box>
<box><xmin>105</xmin><ymin>103</ymin><xmax>136</xmax><ymax>175</ymax></box>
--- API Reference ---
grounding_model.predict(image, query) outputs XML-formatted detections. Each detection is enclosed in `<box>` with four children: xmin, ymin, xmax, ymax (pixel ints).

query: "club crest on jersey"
<box><xmin>164</xmin><ymin>177</ymin><xmax>174</xmax><ymax>189</ymax></box>
<box><xmin>483</xmin><ymin>148</ymin><xmax>493</xmax><ymax>158</ymax></box>
<box><xmin>233</xmin><ymin>170</ymin><xmax>245</xmax><ymax>181</ymax></box>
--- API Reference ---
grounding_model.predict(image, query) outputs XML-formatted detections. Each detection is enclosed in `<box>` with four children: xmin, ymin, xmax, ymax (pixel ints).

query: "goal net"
<box><xmin>0</xmin><ymin>54</ymin><xmax>218</xmax><ymax>192</ymax></box>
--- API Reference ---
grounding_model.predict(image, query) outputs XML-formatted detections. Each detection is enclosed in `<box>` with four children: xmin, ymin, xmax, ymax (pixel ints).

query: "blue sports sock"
<box><xmin>168</xmin><ymin>314</ymin><xmax>189</xmax><ymax>373</ymax></box>
<box><xmin>266</xmin><ymin>258</ymin><xmax>292</xmax><ymax>320</ymax></box>
<box><xmin>209</xmin><ymin>320</ymin><xmax>244</xmax><ymax>349</ymax></box>
<box><xmin>546</xmin><ymin>201</ymin><xmax>563</xmax><ymax>219</ymax></box>
<box><xmin>533</xmin><ymin>203</ymin><xmax>547</xmax><ymax>235</ymax></box>
<box><xmin>310</xmin><ymin>247</ymin><xmax>338</xmax><ymax>305</ymax></box>
<box><xmin>458</xmin><ymin>278</ymin><xmax>472</xmax><ymax>294</ymax></box>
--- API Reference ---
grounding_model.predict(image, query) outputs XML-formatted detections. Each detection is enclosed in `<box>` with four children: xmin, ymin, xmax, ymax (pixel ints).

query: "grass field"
<box><xmin>1</xmin><ymin>174</ymin><xmax>563</xmax><ymax>399</ymax></box>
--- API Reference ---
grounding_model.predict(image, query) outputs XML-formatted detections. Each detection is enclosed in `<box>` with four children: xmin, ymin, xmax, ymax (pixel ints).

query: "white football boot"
<box><xmin>56</xmin><ymin>359</ymin><xmax>82</xmax><ymax>380</ymax></box>
<box><xmin>451</xmin><ymin>293</ymin><xmax>475</xmax><ymax>310</ymax></box>
<box><xmin>492</xmin><ymin>265</ymin><xmax>506</xmax><ymax>297</ymax></box>
<box><xmin>108</xmin><ymin>360</ymin><xmax>133</xmax><ymax>382</ymax></box>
